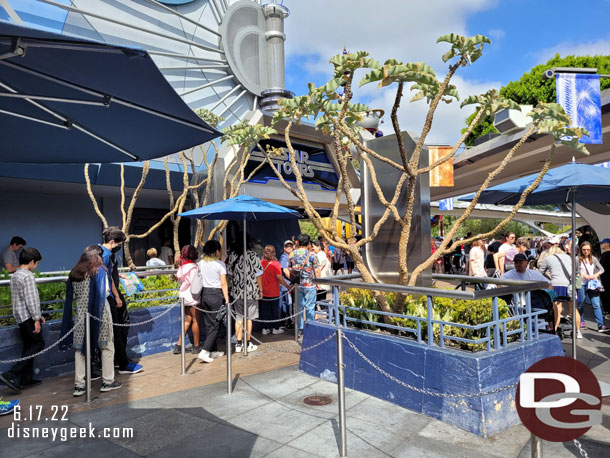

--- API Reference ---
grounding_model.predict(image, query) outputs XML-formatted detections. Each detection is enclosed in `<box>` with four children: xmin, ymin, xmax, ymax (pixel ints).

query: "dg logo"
<box><xmin>516</xmin><ymin>356</ymin><xmax>602</xmax><ymax>442</ymax></box>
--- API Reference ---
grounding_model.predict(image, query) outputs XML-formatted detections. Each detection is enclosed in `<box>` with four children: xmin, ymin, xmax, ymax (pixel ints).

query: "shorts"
<box><xmin>233</xmin><ymin>299</ymin><xmax>259</xmax><ymax>320</ymax></box>
<box><xmin>553</xmin><ymin>286</ymin><xmax>571</xmax><ymax>302</ymax></box>
<box><xmin>346</xmin><ymin>261</ymin><xmax>355</xmax><ymax>270</ymax></box>
<box><xmin>332</xmin><ymin>262</ymin><xmax>343</xmax><ymax>271</ymax></box>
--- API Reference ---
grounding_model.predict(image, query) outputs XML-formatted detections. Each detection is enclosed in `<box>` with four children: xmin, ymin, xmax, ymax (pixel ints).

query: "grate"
<box><xmin>302</xmin><ymin>395</ymin><xmax>334</xmax><ymax>406</ymax></box>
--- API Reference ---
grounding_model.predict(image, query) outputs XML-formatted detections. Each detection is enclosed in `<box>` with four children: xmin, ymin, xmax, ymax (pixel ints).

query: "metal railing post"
<box><xmin>531</xmin><ymin>433</ymin><xmax>542</xmax><ymax>458</ymax></box>
<box><xmin>294</xmin><ymin>286</ymin><xmax>300</xmax><ymax>342</ymax></box>
<box><xmin>85</xmin><ymin>310</ymin><xmax>91</xmax><ymax>403</ymax></box>
<box><xmin>426</xmin><ymin>296</ymin><xmax>434</xmax><ymax>345</ymax></box>
<box><xmin>492</xmin><ymin>296</ymin><xmax>500</xmax><ymax>350</ymax></box>
<box><xmin>227</xmin><ymin>299</ymin><xmax>232</xmax><ymax>394</ymax></box>
<box><xmin>525</xmin><ymin>292</ymin><xmax>532</xmax><ymax>341</ymax></box>
<box><xmin>336</xmin><ymin>327</ymin><xmax>347</xmax><ymax>458</ymax></box>
<box><xmin>180</xmin><ymin>298</ymin><xmax>186</xmax><ymax>375</ymax></box>
<box><xmin>332</xmin><ymin>285</ymin><xmax>340</xmax><ymax>326</ymax></box>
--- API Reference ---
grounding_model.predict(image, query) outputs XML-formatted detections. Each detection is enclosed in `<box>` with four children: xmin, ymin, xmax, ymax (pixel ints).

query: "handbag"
<box><xmin>583</xmin><ymin>262</ymin><xmax>604</xmax><ymax>292</ymax></box>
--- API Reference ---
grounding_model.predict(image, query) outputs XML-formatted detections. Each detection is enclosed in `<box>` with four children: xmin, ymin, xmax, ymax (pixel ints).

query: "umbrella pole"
<box><xmin>243</xmin><ymin>217</ymin><xmax>248</xmax><ymax>356</ymax></box>
<box><xmin>227</xmin><ymin>290</ymin><xmax>232</xmax><ymax>394</ymax></box>
<box><xmin>571</xmin><ymin>189</ymin><xmax>577</xmax><ymax>360</ymax></box>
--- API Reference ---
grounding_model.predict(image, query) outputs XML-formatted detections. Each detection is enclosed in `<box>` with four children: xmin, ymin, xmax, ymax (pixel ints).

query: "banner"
<box><xmin>438</xmin><ymin>198</ymin><xmax>454</xmax><ymax>211</ymax></box>
<box><xmin>556</xmin><ymin>73</ymin><xmax>602</xmax><ymax>144</ymax></box>
<box><xmin>428</xmin><ymin>146</ymin><xmax>454</xmax><ymax>187</ymax></box>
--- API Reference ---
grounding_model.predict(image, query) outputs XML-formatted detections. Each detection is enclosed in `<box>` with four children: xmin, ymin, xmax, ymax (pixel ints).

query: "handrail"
<box><xmin>0</xmin><ymin>268</ymin><xmax>176</xmax><ymax>287</ymax></box>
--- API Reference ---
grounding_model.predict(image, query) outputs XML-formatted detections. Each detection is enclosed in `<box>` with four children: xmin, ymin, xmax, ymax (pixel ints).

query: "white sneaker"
<box><xmin>211</xmin><ymin>351</ymin><xmax>225</xmax><ymax>358</ymax></box>
<box><xmin>197</xmin><ymin>349</ymin><xmax>214</xmax><ymax>363</ymax></box>
<box><xmin>234</xmin><ymin>344</ymin><xmax>242</xmax><ymax>353</ymax></box>
<box><xmin>246</xmin><ymin>342</ymin><xmax>257</xmax><ymax>352</ymax></box>
<box><xmin>576</xmin><ymin>331</ymin><xmax>583</xmax><ymax>339</ymax></box>
<box><xmin>261</xmin><ymin>328</ymin><xmax>271</xmax><ymax>335</ymax></box>
<box><xmin>272</xmin><ymin>328</ymin><xmax>284</xmax><ymax>335</ymax></box>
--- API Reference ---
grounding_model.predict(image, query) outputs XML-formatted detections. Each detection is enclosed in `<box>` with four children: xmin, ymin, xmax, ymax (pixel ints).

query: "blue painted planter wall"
<box><xmin>0</xmin><ymin>304</ymin><xmax>182</xmax><ymax>381</ymax></box>
<box><xmin>299</xmin><ymin>321</ymin><xmax>564</xmax><ymax>437</ymax></box>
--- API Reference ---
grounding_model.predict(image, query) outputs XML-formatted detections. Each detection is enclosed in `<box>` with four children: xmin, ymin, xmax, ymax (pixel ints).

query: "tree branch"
<box><xmin>84</xmin><ymin>163</ymin><xmax>108</xmax><ymax>228</ymax></box>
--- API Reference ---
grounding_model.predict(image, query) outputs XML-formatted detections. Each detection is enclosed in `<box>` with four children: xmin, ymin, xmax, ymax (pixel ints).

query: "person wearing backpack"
<box><xmin>289</xmin><ymin>234</ymin><xmax>321</xmax><ymax>335</ymax></box>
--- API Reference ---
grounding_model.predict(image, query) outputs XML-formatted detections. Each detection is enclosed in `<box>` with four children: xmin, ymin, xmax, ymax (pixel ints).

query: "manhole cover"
<box><xmin>302</xmin><ymin>395</ymin><xmax>334</xmax><ymax>406</ymax></box>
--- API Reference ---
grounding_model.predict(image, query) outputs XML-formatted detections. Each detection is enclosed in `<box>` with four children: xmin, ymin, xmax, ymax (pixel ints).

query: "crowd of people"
<box><xmin>451</xmin><ymin>231</ymin><xmax>610</xmax><ymax>337</ymax></box>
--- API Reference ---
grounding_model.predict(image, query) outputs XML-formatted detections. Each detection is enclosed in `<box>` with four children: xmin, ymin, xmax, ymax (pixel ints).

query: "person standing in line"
<box><xmin>260</xmin><ymin>245</ymin><xmax>289</xmax><ymax>336</ymax></box>
<box><xmin>227</xmin><ymin>235</ymin><xmax>263</xmax><ymax>353</ymax></box>
<box><xmin>2</xmin><ymin>236</ymin><xmax>26</xmax><ymax>274</ymax></box>
<box><xmin>332</xmin><ymin>244</ymin><xmax>345</xmax><ymax>275</ymax></box>
<box><xmin>599</xmin><ymin>238</ymin><xmax>610</xmax><ymax>318</ymax></box>
<box><xmin>0</xmin><ymin>248</ymin><xmax>45</xmax><ymax>392</ymax></box>
<box><xmin>195</xmin><ymin>240</ymin><xmax>229</xmax><ymax>363</ymax></box>
<box><xmin>145</xmin><ymin>248</ymin><xmax>166</xmax><ymax>267</ymax></box>
<box><xmin>494</xmin><ymin>232</ymin><xmax>517</xmax><ymax>275</ymax></box>
<box><xmin>579</xmin><ymin>241</ymin><xmax>609</xmax><ymax>333</ymax></box>
<box><xmin>61</xmin><ymin>246</ymin><xmax>121</xmax><ymax>396</ymax></box>
<box><xmin>100</xmin><ymin>227</ymin><xmax>143</xmax><ymax>375</ymax></box>
<box><xmin>174</xmin><ymin>245</ymin><xmax>201</xmax><ymax>354</ymax></box>
<box><xmin>312</xmin><ymin>240</ymin><xmax>332</xmax><ymax>303</ymax></box>
<box><xmin>539</xmin><ymin>245</ymin><xmax>582</xmax><ymax>338</ymax></box>
<box><xmin>158</xmin><ymin>239</ymin><xmax>174</xmax><ymax>266</ymax></box>
<box><xmin>468</xmin><ymin>239</ymin><xmax>487</xmax><ymax>290</ymax></box>
<box><xmin>279</xmin><ymin>240</ymin><xmax>294</xmax><ymax>329</ymax></box>
<box><xmin>290</xmin><ymin>234</ymin><xmax>321</xmax><ymax>336</ymax></box>
<box><xmin>485</xmin><ymin>236</ymin><xmax>504</xmax><ymax>277</ymax></box>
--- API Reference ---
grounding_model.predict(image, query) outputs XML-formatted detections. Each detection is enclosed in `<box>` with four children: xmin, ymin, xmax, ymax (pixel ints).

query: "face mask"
<box><xmin>111</xmin><ymin>245</ymin><xmax>122</xmax><ymax>253</ymax></box>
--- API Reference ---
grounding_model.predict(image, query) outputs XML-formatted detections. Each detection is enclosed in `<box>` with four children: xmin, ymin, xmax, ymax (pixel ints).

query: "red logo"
<box><xmin>516</xmin><ymin>356</ymin><xmax>602</xmax><ymax>442</ymax></box>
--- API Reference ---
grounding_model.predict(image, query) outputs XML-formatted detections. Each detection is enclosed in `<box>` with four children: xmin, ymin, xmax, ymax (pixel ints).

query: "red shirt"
<box><xmin>261</xmin><ymin>259</ymin><xmax>282</xmax><ymax>297</ymax></box>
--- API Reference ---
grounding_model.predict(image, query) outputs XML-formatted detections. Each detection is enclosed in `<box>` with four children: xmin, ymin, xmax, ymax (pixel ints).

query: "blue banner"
<box><xmin>556</xmin><ymin>73</ymin><xmax>602</xmax><ymax>144</ymax></box>
<box><xmin>438</xmin><ymin>198</ymin><xmax>454</xmax><ymax>211</ymax></box>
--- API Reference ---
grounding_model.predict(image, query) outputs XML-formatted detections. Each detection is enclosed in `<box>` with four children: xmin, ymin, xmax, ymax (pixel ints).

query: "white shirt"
<box><xmin>159</xmin><ymin>246</ymin><xmax>173</xmax><ymax>264</ymax></box>
<box><xmin>146</xmin><ymin>257</ymin><xmax>166</xmax><ymax>267</ymax></box>
<box><xmin>198</xmin><ymin>259</ymin><xmax>226</xmax><ymax>289</ymax></box>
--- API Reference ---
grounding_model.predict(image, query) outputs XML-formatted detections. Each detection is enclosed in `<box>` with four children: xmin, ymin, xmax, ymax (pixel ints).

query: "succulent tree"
<box><xmin>262</xmin><ymin>33</ymin><xmax>589</xmax><ymax>315</ymax></box>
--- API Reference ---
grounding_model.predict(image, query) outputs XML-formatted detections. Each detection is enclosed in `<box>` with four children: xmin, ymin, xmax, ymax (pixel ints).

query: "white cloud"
<box><xmin>283</xmin><ymin>0</ymin><xmax>502</xmax><ymax>144</ymax></box>
<box><xmin>535</xmin><ymin>37</ymin><xmax>610</xmax><ymax>63</ymax></box>
<box><xmin>360</xmin><ymin>75</ymin><xmax>501</xmax><ymax>145</ymax></box>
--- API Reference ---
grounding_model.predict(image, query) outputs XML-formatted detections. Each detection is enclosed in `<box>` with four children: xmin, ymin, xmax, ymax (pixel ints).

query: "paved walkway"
<box><xmin>0</xmin><ymin>322</ymin><xmax>608</xmax><ymax>457</ymax></box>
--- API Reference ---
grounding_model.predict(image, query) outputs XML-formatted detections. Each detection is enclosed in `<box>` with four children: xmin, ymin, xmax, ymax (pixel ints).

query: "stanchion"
<box><xmin>243</xmin><ymin>223</ymin><xmax>248</xmax><ymax>356</ymax></box>
<box><xmin>294</xmin><ymin>286</ymin><xmax>300</xmax><ymax>342</ymax></box>
<box><xmin>227</xmin><ymin>299</ymin><xmax>232</xmax><ymax>394</ymax></box>
<box><xmin>180</xmin><ymin>298</ymin><xmax>186</xmax><ymax>375</ymax></box>
<box><xmin>85</xmin><ymin>309</ymin><xmax>91</xmax><ymax>403</ymax></box>
<box><xmin>531</xmin><ymin>433</ymin><xmax>542</xmax><ymax>458</ymax></box>
<box><xmin>336</xmin><ymin>327</ymin><xmax>347</xmax><ymax>458</ymax></box>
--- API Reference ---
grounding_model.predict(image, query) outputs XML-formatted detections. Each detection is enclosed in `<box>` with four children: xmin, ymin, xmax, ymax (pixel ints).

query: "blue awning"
<box><xmin>0</xmin><ymin>20</ymin><xmax>221</xmax><ymax>163</ymax></box>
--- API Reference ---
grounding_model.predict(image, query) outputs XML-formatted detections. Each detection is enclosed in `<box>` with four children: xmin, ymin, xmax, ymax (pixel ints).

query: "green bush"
<box><xmin>338</xmin><ymin>288</ymin><xmax>518</xmax><ymax>351</ymax></box>
<box><xmin>0</xmin><ymin>269</ymin><xmax>178</xmax><ymax>326</ymax></box>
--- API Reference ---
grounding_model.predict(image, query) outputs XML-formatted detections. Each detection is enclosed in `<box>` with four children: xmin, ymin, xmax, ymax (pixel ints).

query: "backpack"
<box><xmin>289</xmin><ymin>250</ymin><xmax>309</xmax><ymax>284</ymax></box>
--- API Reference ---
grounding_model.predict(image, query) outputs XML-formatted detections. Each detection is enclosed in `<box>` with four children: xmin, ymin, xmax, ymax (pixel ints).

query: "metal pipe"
<box><xmin>530</xmin><ymin>434</ymin><xmax>543</xmax><ymax>458</ymax></box>
<box><xmin>179</xmin><ymin>74</ymin><xmax>234</xmax><ymax>97</ymax></box>
<box><xmin>180</xmin><ymin>298</ymin><xmax>186</xmax><ymax>375</ymax></box>
<box><xmin>492</xmin><ymin>296</ymin><xmax>500</xmax><ymax>350</ymax></box>
<box><xmin>294</xmin><ymin>286</ymin><xmax>300</xmax><ymax>342</ymax></box>
<box><xmin>85</xmin><ymin>310</ymin><xmax>91</xmax><ymax>403</ymax></box>
<box><xmin>142</xmin><ymin>0</ymin><xmax>221</xmax><ymax>37</ymax></box>
<box><xmin>227</xmin><ymin>295</ymin><xmax>232</xmax><ymax>394</ymax></box>
<box><xmin>243</xmin><ymin>216</ymin><xmax>248</xmax><ymax>356</ymax></box>
<box><xmin>148</xmin><ymin>50</ymin><xmax>227</xmax><ymax>64</ymax></box>
<box><xmin>217</xmin><ymin>89</ymin><xmax>247</xmax><ymax>117</ymax></box>
<box><xmin>571</xmin><ymin>189</ymin><xmax>577</xmax><ymax>359</ymax></box>
<box><xmin>209</xmin><ymin>84</ymin><xmax>242</xmax><ymax>112</ymax></box>
<box><xmin>336</xmin><ymin>327</ymin><xmax>347</xmax><ymax>458</ymax></box>
<box><xmin>158</xmin><ymin>65</ymin><xmax>229</xmax><ymax>71</ymax></box>
<box><xmin>426</xmin><ymin>296</ymin><xmax>434</xmax><ymax>345</ymax></box>
<box><xmin>0</xmin><ymin>92</ymin><xmax>107</xmax><ymax>106</ymax></box>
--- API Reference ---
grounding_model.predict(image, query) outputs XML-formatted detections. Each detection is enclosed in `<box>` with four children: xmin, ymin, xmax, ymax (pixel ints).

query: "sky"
<box><xmin>283</xmin><ymin>0</ymin><xmax>610</xmax><ymax>145</ymax></box>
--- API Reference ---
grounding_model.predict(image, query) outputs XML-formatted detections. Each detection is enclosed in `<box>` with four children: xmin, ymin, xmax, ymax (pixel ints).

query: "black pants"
<box><xmin>108</xmin><ymin>294</ymin><xmax>130</xmax><ymax>369</ymax></box>
<box><xmin>4</xmin><ymin>318</ymin><xmax>45</xmax><ymax>385</ymax></box>
<box><xmin>201</xmin><ymin>289</ymin><xmax>224</xmax><ymax>352</ymax></box>
<box><xmin>260</xmin><ymin>296</ymin><xmax>280</xmax><ymax>330</ymax></box>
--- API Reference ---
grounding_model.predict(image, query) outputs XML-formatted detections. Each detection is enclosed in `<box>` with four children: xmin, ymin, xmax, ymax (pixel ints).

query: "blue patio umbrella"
<box><xmin>180</xmin><ymin>195</ymin><xmax>300</xmax><ymax>389</ymax></box>
<box><xmin>0</xmin><ymin>21</ymin><xmax>221</xmax><ymax>163</ymax></box>
<box><xmin>460</xmin><ymin>160</ymin><xmax>610</xmax><ymax>359</ymax></box>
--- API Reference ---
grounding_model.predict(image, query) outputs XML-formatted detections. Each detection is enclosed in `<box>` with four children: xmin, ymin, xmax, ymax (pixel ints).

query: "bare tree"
<box><xmin>262</xmin><ymin>34</ymin><xmax>589</xmax><ymax>315</ymax></box>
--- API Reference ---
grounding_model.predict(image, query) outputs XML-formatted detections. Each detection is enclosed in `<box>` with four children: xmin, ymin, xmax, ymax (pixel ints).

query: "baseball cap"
<box><xmin>548</xmin><ymin>235</ymin><xmax>560</xmax><ymax>244</ymax></box>
<box><xmin>513</xmin><ymin>253</ymin><xmax>529</xmax><ymax>263</ymax></box>
<box><xmin>600</xmin><ymin>238</ymin><xmax>610</xmax><ymax>245</ymax></box>
<box><xmin>284</xmin><ymin>240</ymin><xmax>294</xmax><ymax>246</ymax></box>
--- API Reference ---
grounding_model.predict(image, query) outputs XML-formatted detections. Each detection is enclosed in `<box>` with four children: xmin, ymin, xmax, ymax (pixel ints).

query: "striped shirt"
<box><xmin>10</xmin><ymin>268</ymin><xmax>41</xmax><ymax>324</ymax></box>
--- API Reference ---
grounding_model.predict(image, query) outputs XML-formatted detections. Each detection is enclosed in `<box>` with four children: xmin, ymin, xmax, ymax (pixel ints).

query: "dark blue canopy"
<box><xmin>459</xmin><ymin>162</ymin><xmax>610</xmax><ymax>206</ymax></box>
<box><xmin>0</xmin><ymin>20</ymin><xmax>221</xmax><ymax>163</ymax></box>
<box><xmin>179</xmin><ymin>195</ymin><xmax>301</xmax><ymax>221</ymax></box>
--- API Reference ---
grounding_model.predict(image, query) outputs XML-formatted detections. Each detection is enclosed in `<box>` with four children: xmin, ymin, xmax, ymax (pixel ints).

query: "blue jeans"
<box><xmin>298</xmin><ymin>287</ymin><xmax>317</xmax><ymax>331</ymax></box>
<box><xmin>578</xmin><ymin>287</ymin><xmax>605</xmax><ymax>328</ymax></box>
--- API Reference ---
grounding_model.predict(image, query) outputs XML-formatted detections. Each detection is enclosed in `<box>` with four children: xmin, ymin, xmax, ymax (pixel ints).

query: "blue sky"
<box><xmin>283</xmin><ymin>0</ymin><xmax>610</xmax><ymax>143</ymax></box>
<box><xmin>3</xmin><ymin>0</ymin><xmax>610</xmax><ymax>144</ymax></box>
